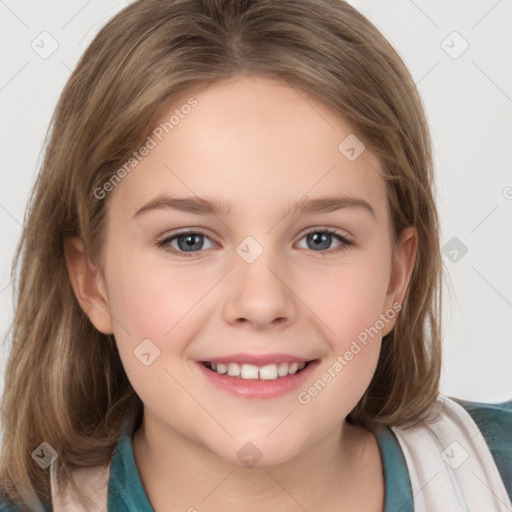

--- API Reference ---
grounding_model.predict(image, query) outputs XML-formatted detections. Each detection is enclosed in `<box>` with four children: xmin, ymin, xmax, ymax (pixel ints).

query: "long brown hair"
<box><xmin>0</xmin><ymin>0</ymin><xmax>442</xmax><ymax>508</ymax></box>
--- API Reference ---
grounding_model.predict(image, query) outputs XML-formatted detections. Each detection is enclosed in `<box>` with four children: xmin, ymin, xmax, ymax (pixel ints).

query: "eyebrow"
<box><xmin>134</xmin><ymin>194</ymin><xmax>376</xmax><ymax>219</ymax></box>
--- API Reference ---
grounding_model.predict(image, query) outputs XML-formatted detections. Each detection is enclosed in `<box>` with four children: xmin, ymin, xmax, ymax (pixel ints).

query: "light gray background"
<box><xmin>1</xmin><ymin>0</ymin><xmax>511</xmax><ymax>404</ymax></box>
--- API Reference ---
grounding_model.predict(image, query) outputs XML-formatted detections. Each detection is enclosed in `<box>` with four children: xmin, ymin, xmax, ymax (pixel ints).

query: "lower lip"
<box><xmin>196</xmin><ymin>360</ymin><xmax>319</xmax><ymax>399</ymax></box>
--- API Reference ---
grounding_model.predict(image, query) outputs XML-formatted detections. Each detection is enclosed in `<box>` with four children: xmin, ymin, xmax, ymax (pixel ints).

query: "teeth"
<box><xmin>241</xmin><ymin>364</ymin><xmax>259</xmax><ymax>379</ymax></box>
<box><xmin>227</xmin><ymin>363</ymin><xmax>240</xmax><ymax>376</ymax></box>
<box><xmin>259</xmin><ymin>364</ymin><xmax>278</xmax><ymax>380</ymax></box>
<box><xmin>288</xmin><ymin>362</ymin><xmax>299</xmax><ymax>375</ymax></box>
<box><xmin>205</xmin><ymin>361</ymin><xmax>309</xmax><ymax>380</ymax></box>
<box><xmin>277</xmin><ymin>362</ymin><xmax>289</xmax><ymax>377</ymax></box>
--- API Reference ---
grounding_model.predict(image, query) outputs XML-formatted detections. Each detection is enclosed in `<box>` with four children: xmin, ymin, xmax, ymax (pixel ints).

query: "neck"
<box><xmin>132</xmin><ymin>411</ymin><xmax>384</xmax><ymax>512</ymax></box>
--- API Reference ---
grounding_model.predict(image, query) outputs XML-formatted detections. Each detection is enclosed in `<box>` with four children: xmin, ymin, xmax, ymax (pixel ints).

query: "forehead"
<box><xmin>109</xmin><ymin>76</ymin><xmax>387</xmax><ymax>220</ymax></box>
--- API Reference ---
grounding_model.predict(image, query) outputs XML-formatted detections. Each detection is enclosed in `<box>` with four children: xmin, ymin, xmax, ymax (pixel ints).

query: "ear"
<box><xmin>63</xmin><ymin>237</ymin><xmax>114</xmax><ymax>334</ymax></box>
<box><xmin>382</xmin><ymin>226</ymin><xmax>418</xmax><ymax>336</ymax></box>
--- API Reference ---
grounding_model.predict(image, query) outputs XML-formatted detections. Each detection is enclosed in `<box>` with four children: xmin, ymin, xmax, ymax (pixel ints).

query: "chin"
<box><xmin>210</xmin><ymin>436</ymin><xmax>306</xmax><ymax>469</ymax></box>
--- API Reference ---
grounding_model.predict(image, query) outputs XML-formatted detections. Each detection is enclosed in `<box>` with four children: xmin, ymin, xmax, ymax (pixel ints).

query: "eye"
<box><xmin>157</xmin><ymin>231</ymin><xmax>215</xmax><ymax>256</ymax></box>
<box><xmin>156</xmin><ymin>227</ymin><xmax>353</xmax><ymax>257</ymax></box>
<box><xmin>296</xmin><ymin>228</ymin><xmax>353</xmax><ymax>253</ymax></box>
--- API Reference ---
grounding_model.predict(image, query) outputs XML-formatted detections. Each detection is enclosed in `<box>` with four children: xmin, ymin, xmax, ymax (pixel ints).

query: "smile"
<box><xmin>202</xmin><ymin>360</ymin><xmax>309</xmax><ymax>380</ymax></box>
<box><xmin>197</xmin><ymin>356</ymin><xmax>320</xmax><ymax>399</ymax></box>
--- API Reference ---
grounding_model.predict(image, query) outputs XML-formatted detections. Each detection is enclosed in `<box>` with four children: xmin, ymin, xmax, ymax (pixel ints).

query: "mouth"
<box><xmin>196</xmin><ymin>356</ymin><xmax>320</xmax><ymax>399</ymax></box>
<box><xmin>200</xmin><ymin>360</ymin><xmax>312</xmax><ymax>380</ymax></box>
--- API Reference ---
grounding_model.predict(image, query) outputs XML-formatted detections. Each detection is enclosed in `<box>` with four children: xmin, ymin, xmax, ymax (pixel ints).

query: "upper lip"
<box><xmin>199</xmin><ymin>353</ymin><xmax>317</xmax><ymax>366</ymax></box>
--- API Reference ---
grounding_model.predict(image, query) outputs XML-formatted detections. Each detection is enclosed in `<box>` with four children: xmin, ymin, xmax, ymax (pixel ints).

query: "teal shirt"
<box><xmin>2</xmin><ymin>397</ymin><xmax>511</xmax><ymax>511</ymax></box>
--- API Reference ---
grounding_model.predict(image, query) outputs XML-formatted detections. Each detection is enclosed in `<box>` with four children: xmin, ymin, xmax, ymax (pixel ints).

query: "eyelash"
<box><xmin>156</xmin><ymin>227</ymin><xmax>353</xmax><ymax>258</ymax></box>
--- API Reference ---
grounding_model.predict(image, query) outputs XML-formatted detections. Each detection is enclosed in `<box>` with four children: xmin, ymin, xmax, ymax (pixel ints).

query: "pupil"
<box><xmin>178</xmin><ymin>234</ymin><xmax>203</xmax><ymax>252</ymax></box>
<box><xmin>308</xmin><ymin>232</ymin><xmax>331</xmax><ymax>250</ymax></box>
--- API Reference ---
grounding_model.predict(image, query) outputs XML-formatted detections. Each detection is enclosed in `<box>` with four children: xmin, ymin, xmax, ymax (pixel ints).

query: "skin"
<box><xmin>65</xmin><ymin>76</ymin><xmax>417</xmax><ymax>512</ymax></box>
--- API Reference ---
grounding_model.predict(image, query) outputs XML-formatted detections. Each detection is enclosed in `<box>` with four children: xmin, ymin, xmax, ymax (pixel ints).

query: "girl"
<box><xmin>1</xmin><ymin>0</ymin><xmax>511</xmax><ymax>511</ymax></box>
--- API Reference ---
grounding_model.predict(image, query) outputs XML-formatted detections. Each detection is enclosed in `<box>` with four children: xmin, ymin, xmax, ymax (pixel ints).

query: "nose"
<box><xmin>222</xmin><ymin>250</ymin><xmax>298</xmax><ymax>331</ymax></box>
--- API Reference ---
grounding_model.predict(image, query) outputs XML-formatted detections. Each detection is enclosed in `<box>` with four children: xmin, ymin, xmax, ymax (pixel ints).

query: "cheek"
<box><xmin>108</xmin><ymin>270</ymin><xmax>178</xmax><ymax>337</ymax></box>
<box><xmin>102</xmin><ymin>265</ymin><xmax>201</xmax><ymax>409</ymax></box>
<box><xmin>104</xmin><ymin>253</ymin><xmax>208</xmax><ymax>412</ymax></box>
<box><xmin>300</xmin><ymin>253</ymin><xmax>391</xmax><ymax>347</ymax></box>
<box><xmin>294</xmin><ymin>259</ymin><xmax>389</xmax><ymax>426</ymax></box>
<box><xmin>106</xmin><ymin>247</ymin><xmax>209</xmax><ymax>338</ymax></box>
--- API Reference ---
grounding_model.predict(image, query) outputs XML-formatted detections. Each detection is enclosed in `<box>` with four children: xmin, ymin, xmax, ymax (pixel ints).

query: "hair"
<box><xmin>0</xmin><ymin>0</ymin><xmax>443</xmax><ymax>509</ymax></box>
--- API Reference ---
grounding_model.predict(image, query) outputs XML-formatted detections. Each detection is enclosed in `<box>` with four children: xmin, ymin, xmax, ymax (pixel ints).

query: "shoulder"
<box><xmin>0</xmin><ymin>496</ymin><xmax>23</xmax><ymax>511</ymax></box>
<box><xmin>448</xmin><ymin>395</ymin><xmax>512</xmax><ymax>500</ymax></box>
<box><xmin>0</xmin><ymin>503</ymin><xmax>19</xmax><ymax>512</ymax></box>
<box><xmin>0</xmin><ymin>501</ymin><xmax>41</xmax><ymax>511</ymax></box>
<box><xmin>0</xmin><ymin>500</ymin><xmax>51</xmax><ymax>512</ymax></box>
<box><xmin>448</xmin><ymin>395</ymin><xmax>512</xmax><ymax>449</ymax></box>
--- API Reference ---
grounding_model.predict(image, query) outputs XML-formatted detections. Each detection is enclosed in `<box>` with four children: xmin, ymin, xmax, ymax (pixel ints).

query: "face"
<box><xmin>68</xmin><ymin>76</ymin><xmax>416</xmax><ymax>466</ymax></box>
